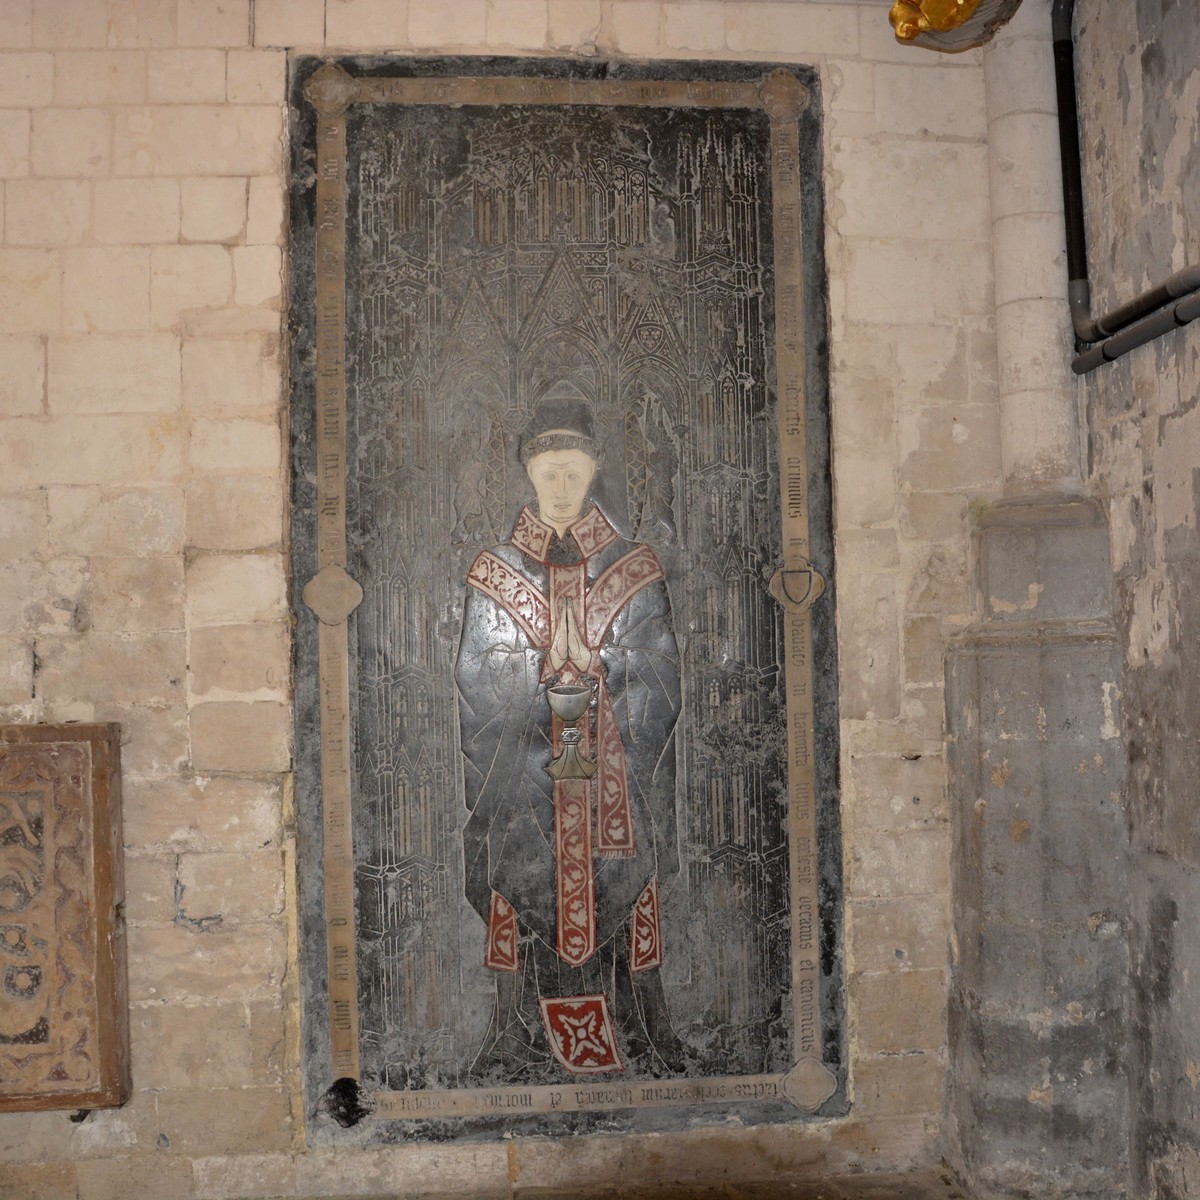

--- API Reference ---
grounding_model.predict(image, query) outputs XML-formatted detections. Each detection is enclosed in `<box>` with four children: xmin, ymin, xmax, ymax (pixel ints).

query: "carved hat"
<box><xmin>519</xmin><ymin>393</ymin><xmax>600</xmax><ymax>466</ymax></box>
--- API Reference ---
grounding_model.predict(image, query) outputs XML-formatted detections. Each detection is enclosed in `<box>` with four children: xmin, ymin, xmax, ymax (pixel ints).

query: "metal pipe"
<box><xmin>1072</xmin><ymin>291</ymin><xmax>1200</xmax><ymax>374</ymax></box>
<box><xmin>1052</xmin><ymin>0</ymin><xmax>1099</xmax><ymax>343</ymax></box>
<box><xmin>1052</xmin><ymin>0</ymin><xmax>1087</xmax><ymax>290</ymax></box>
<box><xmin>1052</xmin><ymin>0</ymin><xmax>1200</xmax><ymax>358</ymax></box>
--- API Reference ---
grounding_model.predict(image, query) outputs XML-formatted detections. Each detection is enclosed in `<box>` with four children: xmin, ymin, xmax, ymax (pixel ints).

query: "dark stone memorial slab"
<box><xmin>289</xmin><ymin>56</ymin><xmax>843</xmax><ymax>1139</ymax></box>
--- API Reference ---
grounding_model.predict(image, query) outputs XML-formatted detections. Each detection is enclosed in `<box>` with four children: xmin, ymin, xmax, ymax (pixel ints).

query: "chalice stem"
<box><xmin>546</xmin><ymin>684</ymin><xmax>597</xmax><ymax>780</ymax></box>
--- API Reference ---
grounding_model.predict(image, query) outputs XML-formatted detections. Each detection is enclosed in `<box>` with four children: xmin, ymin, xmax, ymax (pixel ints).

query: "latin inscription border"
<box><xmin>301</xmin><ymin>60</ymin><xmax>837</xmax><ymax>1122</ymax></box>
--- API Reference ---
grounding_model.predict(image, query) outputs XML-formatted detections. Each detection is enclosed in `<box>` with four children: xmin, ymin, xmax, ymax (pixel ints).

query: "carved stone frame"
<box><xmin>291</xmin><ymin>56</ymin><xmax>843</xmax><ymax>1133</ymax></box>
<box><xmin>0</xmin><ymin>724</ymin><xmax>129</xmax><ymax>1112</ymax></box>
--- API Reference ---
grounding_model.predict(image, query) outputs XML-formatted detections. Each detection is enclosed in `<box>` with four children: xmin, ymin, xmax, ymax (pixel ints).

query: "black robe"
<box><xmin>455</xmin><ymin>503</ymin><xmax>682</xmax><ymax>1078</ymax></box>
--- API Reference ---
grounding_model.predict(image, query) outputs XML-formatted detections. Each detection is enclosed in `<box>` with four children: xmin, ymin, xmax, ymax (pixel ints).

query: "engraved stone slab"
<box><xmin>289</xmin><ymin>56</ymin><xmax>844</xmax><ymax>1141</ymax></box>
<box><xmin>0</xmin><ymin>724</ymin><xmax>129</xmax><ymax>1111</ymax></box>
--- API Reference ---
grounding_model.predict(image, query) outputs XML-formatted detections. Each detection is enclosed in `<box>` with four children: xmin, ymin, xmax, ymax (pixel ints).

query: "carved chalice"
<box><xmin>546</xmin><ymin>684</ymin><xmax>597</xmax><ymax>781</ymax></box>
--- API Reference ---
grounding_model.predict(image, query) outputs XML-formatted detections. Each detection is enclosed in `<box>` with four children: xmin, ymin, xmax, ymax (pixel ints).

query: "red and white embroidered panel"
<box><xmin>595</xmin><ymin>677</ymin><xmax>635</xmax><ymax>857</ymax></box>
<box><xmin>465</xmin><ymin>551</ymin><xmax>551</xmax><ymax>646</ymax></box>
<box><xmin>484</xmin><ymin>891</ymin><xmax>519</xmax><ymax>972</ymax></box>
<box><xmin>585</xmin><ymin>543</ymin><xmax>665</xmax><ymax>646</ymax></box>
<box><xmin>509</xmin><ymin>504</ymin><xmax>554</xmax><ymax>562</ymax></box>
<box><xmin>554</xmin><ymin>779</ymin><xmax>596</xmax><ymax>966</ymax></box>
<box><xmin>540</xmin><ymin>995</ymin><xmax>624</xmax><ymax>1074</ymax></box>
<box><xmin>570</xmin><ymin>505</ymin><xmax>619</xmax><ymax>558</ymax></box>
<box><xmin>630</xmin><ymin>878</ymin><xmax>663</xmax><ymax>972</ymax></box>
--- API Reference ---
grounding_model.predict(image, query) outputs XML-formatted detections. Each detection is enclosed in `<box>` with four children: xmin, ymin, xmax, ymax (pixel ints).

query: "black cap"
<box><xmin>519</xmin><ymin>394</ymin><xmax>599</xmax><ymax>465</ymax></box>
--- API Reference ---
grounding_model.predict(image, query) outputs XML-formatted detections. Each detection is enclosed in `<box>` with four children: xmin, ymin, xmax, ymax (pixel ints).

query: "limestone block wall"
<box><xmin>1074</xmin><ymin>1</ymin><xmax>1200</xmax><ymax>1196</ymax></box>
<box><xmin>0</xmin><ymin>2</ymin><xmax>1000</xmax><ymax>1195</ymax></box>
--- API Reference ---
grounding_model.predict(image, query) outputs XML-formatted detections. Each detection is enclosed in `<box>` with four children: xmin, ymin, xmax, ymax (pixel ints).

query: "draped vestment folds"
<box><xmin>455</xmin><ymin>504</ymin><xmax>682</xmax><ymax>1077</ymax></box>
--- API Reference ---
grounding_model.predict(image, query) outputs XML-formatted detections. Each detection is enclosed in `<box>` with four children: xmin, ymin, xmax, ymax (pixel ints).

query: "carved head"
<box><xmin>525</xmin><ymin>441</ymin><xmax>597</xmax><ymax>531</ymax></box>
<box><xmin>521</xmin><ymin>398</ymin><xmax>599</xmax><ymax>531</ymax></box>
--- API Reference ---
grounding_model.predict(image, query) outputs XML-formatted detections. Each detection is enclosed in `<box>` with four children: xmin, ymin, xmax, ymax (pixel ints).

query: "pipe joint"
<box><xmin>1068</xmin><ymin>279</ymin><xmax>1100</xmax><ymax>343</ymax></box>
<box><xmin>1073</xmin><ymin>292</ymin><xmax>1200</xmax><ymax>375</ymax></box>
<box><xmin>1164</xmin><ymin>264</ymin><xmax>1200</xmax><ymax>300</ymax></box>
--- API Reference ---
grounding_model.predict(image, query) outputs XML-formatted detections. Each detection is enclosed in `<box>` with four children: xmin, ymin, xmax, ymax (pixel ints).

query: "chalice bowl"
<box><xmin>546</xmin><ymin>684</ymin><xmax>597</xmax><ymax>781</ymax></box>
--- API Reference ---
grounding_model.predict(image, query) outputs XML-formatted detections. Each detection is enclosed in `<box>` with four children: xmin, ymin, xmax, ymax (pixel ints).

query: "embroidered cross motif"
<box><xmin>540</xmin><ymin>995</ymin><xmax>623</xmax><ymax>1073</ymax></box>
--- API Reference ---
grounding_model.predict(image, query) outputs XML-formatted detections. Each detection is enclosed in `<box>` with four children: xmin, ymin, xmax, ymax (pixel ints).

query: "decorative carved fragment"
<box><xmin>888</xmin><ymin>0</ymin><xmax>1025</xmax><ymax>52</ymax></box>
<box><xmin>0</xmin><ymin>724</ymin><xmax>129</xmax><ymax>1112</ymax></box>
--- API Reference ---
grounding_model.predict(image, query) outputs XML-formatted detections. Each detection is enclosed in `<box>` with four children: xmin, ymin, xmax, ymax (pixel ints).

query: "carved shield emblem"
<box><xmin>768</xmin><ymin>565</ymin><xmax>826</xmax><ymax>612</ymax></box>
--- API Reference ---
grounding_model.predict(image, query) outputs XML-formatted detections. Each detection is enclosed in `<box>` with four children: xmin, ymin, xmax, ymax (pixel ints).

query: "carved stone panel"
<box><xmin>290</xmin><ymin>57</ymin><xmax>842</xmax><ymax>1139</ymax></box>
<box><xmin>0</xmin><ymin>724</ymin><xmax>129</xmax><ymax>1111</ymax></box>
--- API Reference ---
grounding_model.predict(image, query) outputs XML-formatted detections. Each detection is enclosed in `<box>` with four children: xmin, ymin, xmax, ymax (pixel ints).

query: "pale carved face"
<box><xmin>526</xmin><ymin>445</ymin><xmax>597</xmax><ymax>534</ymax></box>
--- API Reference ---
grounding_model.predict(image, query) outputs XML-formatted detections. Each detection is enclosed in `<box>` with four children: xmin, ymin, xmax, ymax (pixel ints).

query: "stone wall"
<box><xmin>946</xmin><ymin>495</ymin><xmax>1129</xmax><ymax>1198</ymax></box>
<box><xmin>0</xmin><ymin>2</ymin><xmax>999</xmax><ymax>1195</ymax></box>
<box><xmin>1074</xmin><ymin>0</ymin><xmax>1200</xmax><ymax>1196</ymax></box>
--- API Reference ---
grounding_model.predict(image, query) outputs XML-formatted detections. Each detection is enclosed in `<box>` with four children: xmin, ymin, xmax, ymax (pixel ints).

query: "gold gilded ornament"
<box><xmin>889</xmin><ymin>0</ymin><xmax>984</xmax><ymax>41</ymax></box>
